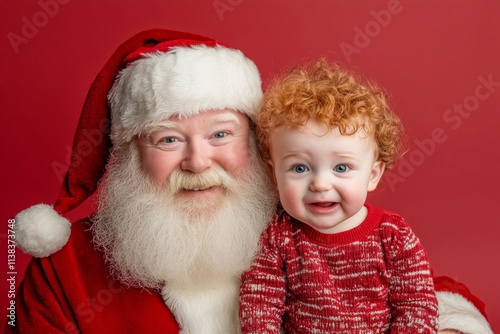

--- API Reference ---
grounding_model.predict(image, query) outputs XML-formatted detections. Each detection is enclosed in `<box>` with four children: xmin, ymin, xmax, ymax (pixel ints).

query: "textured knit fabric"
<box><xmin>239</xmin><ymin>203</ymin><xmax>438</xmax><ymax>333</ymax></box>
<box><xmin>5</xmin><ymin>218</ymin><xmax>180</xmax><ymax>334</ymax></box>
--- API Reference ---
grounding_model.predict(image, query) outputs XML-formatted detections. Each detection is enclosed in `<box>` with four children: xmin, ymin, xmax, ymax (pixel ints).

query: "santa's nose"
<box><xmin>181</xmin><ymin>139</ymin><xmax>213</xmax><ymax>173</ymax></box>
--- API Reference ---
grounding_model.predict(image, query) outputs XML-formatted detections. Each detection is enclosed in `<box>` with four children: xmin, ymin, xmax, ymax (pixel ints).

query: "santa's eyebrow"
<box><xmin>207</xmin><ymin>112</ymin><xmax>240</xmax><ymax>125</ymax></box>
<box><xmin>142</xmin><ymin>112</ymin><xmax>241</xmax><ymax>136</ymax></box>
<box><xmin>143</xmin><ymin>121</ymin><xmax>178</xmax><ymax>135</ymax></box>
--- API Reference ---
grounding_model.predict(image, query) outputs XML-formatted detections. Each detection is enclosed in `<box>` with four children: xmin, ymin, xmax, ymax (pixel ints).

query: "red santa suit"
<box><xmin>8</xmin><ymin>219</ymin><xmax>179</xmax><ymax>333</ymax></box>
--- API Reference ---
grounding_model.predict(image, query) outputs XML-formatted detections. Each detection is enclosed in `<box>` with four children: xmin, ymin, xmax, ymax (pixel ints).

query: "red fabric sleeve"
<box><xmin>5</xmin><ymin>257</ymin><xmax>80</xmax><ymax>333</ymax></box>
<box><xmin>239</xmin><ymin>224</ymin><xmax>286</xmax><ymax>333</ymax></box>
<box><xmin>5</xmin><ymin>218</ymin><xmax>180</xmax><ymax>333</ymax></box>
<box><xmin>386</xmin><ymin>224</ymin><xmax>438</xmax><ymax>333</ymax></box>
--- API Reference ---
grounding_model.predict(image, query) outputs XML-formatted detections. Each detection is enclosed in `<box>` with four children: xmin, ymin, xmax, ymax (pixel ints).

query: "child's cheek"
<box><xmin>278</xmin><ymin>183</ymin><xmax>303</xmax><ymax>212</ymax></box>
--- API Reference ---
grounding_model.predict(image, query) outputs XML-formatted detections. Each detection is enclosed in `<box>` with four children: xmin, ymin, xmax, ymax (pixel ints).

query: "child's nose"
<box><xmin>309</xmin><ymin>171</ymin><xmax>333</xmax><ymax>192</ymax></box>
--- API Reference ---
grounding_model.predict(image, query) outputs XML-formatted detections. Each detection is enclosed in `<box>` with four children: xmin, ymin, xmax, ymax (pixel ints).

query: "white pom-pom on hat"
<box><xmin>14</xmin><ymin>204</ymin><xmax>71</xmax><ymax>258</ymax></box>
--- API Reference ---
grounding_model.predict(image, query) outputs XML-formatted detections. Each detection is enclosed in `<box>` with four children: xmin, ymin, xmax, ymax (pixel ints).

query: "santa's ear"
<box><xmin>368</xmin><ymin>161</ymin><xmax>385</xmax><ymax>192</ymax></box>
<box><xmin>266</xmin><ymin>160</ymin><xmax>276</xmax><ymax>182</ymax></box>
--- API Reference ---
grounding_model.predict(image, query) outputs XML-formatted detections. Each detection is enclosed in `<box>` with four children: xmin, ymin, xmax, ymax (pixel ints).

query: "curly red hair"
<box><xmin>257</xmin><ymin>59</ymin><xmax>404</xmax><ymax>170</ymax></box>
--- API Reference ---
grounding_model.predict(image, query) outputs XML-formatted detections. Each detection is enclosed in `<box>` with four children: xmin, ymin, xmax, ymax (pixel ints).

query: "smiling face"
<box><xmin>136</xmin><ymin>109</ymin><xmax>252</xmax><ymax>213</ymax></box>
<box><xmin>93</xmin><ymin>108</ymin><xmax>278</xmax><ymax>290</ymax></box>
<box><xmin>269</xmin><ymin>119</ymin><xmax>385</xmax><ymax>234</ymax></box>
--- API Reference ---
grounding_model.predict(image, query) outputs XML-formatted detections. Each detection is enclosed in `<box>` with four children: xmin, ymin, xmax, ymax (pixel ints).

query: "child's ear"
<box><xmin>368</xmin><ymin>161</ymin><xmax>385</xmax><ymax>192</ymax></box>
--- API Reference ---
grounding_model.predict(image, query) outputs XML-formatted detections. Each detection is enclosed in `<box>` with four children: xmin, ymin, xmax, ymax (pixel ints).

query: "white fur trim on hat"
<box><xmin>108</xmin><ymin>44</ymin><xmax>263</xmax><ymax>143</ymax></box>
<box><xmin>437</xmin><ymin>290</ymin><xmax>493</xmax><ymax>334</ymax></box>
<box><xmin>14</xmin><ymin>204</ymin><xmax>71</xmax><ymax>258</ymax></box>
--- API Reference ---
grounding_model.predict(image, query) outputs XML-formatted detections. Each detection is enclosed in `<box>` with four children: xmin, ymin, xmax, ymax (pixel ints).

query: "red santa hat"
<box><xmin>434</xmin><ymin>276</ymin><xmax>493</xmax><ymax>333</ymax></box>
<box><xmin>14</xmin><ymin>29</ymin><xmax>263</xmax><ymax>258</ymax></box>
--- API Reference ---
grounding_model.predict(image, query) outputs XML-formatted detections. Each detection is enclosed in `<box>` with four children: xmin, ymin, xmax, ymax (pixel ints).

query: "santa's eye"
<box><xmin>213</xmin><ymin>131</ymin><xmax>228</xmax><ymax>139</ymax></box>
<box><xmin>334</xmin><ymin>164</ymin><xmax>349</xmax><ymax>173</ymax></box>
<box><xmin>160</xmin><ymin>137</ymin><xmax>177</xmax><ymax>143</ymax></box>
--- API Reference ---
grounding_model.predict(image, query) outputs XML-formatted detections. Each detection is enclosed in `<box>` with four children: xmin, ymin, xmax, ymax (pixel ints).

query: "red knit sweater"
<box><xmin>239</xmin><ymin>203</ymin><xmax>438</xmax><ymax>333</ymax></box>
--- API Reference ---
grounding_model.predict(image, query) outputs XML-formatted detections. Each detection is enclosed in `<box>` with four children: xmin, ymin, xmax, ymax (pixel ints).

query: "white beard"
<box><xmin>92</xmin><ymin>139</ymin><xmax>277</xmax><ymax>333</ymax></box>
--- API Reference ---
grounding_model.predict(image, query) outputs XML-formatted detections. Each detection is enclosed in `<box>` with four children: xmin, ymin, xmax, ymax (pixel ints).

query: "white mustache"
<box><xmin>167</xmin><ymin>166</ymin><xmax>234</xmax><ymax>193</ymax></box>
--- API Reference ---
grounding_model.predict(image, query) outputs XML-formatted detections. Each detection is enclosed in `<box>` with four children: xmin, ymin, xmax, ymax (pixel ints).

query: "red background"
<box><xmin>1</xmin><ymin>0</ymin><xmax>499</xmax><ymax>331</ymax></box>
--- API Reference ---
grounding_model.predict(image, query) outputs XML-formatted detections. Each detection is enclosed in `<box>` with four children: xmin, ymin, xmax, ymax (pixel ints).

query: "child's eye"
<box><xmin>334</xmin><ymin>164</ymin><xmax>349</xmax><ymax>173</ymax></box>
<box><xmin>292</xmin><ymin>165</ymin><xmax>309</xmax><ymax>173</ymax></box>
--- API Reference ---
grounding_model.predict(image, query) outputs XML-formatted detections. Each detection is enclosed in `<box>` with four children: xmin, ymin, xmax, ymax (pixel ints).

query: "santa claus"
<box><xmin>8</xmin><ymin>29</ymin><xmax>492</xmax><ymax>334</ymax></box>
